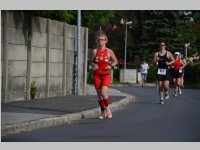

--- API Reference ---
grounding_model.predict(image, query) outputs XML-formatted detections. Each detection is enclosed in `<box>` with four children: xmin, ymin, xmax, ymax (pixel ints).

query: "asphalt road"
<box><xmin>2</xmin><ymin>86</ymin><xmax>200</xmax><ymax>142</ymax></box>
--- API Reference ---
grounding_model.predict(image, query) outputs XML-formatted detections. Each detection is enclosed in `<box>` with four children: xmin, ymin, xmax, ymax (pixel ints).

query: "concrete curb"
<box><xmin>2</xmin><ymin>93</ymin><xmax>136</xmax><ymax>137</ymax></box>
<box><xmin>110</xmin><ymin>83</ymin><xmax>156</xmax><ymax>87</ymax></box>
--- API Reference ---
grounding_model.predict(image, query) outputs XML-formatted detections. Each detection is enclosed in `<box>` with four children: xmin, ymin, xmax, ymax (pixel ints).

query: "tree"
<box><xmin>27</xmin><ymin>10</ymin><xmax>200</xmax><ymax>63</ymax></box>
<box><xmin>139</xmin><ymin>11</ymin><xmax>186</xmax><ymax>52</ymax></box>
<box><xmin>31</xmin><ymin>10</ymin><xmax>76</xmax><ymax>23</ymax></box>
<box><xmin>82</xmin><ymin>10</ymin><xmax>115</xmax><ymax>48</ymax></box>
<box><xmin>178</xmin><ymin>11</ymin><xmax>200</xmax><ymax>56</ymax></box>
<box><xmin>82</xmin><ymin>10</ymin><xmax>115</xmax><ymax>32</ymax></box>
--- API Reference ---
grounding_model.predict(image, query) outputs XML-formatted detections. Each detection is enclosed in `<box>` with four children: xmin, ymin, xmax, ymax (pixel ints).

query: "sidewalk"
<box><xmin>1</xmin><ymin>85</ymin><xmax>135</xmax><ymax>137</ymax></box>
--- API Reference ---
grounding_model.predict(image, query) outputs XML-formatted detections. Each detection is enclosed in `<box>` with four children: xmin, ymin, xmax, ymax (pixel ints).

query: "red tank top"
<box><xmin>93</xmin><ymin>48</ymin><xmax>110</xmax><ymax>75</ymax></box>
<box><xmin>172</xmin><ymin>59</ymin><xmax>182</xmax><ymax>70</ymax></box>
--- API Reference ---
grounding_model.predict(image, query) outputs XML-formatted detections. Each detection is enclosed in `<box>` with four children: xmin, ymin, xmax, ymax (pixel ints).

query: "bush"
<box><xmin>87</xmin><ymin>68</ymin><xmax>93</xmax><ymax>84</ymax></box>
<box><xmin>113</xmin><ymin>68</ymin><xmax>120</xmax><ymax>82</ymax></box>
<box><xmin>146</xmin><ymin>64</ymin><xmax>156</xmax><ymax>83</ymax></box>
<box><xmin>184</xmin><ymin>62</ymin><xmax>200</xmax><ymax>86</ymax></box>
<box><xmin>30</xmin><ymin>81</ymin><xmax>37</xmax><ymax>99</ymax></box>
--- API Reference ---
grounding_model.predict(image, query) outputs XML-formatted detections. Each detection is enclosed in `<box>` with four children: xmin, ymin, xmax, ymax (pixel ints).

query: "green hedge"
<box><xmin>146</xmin><ymin>62</ymin><xmax>200</xmax><ymax>88</ymax></box>
<box><xmin>184</xmin><ymin>62</ymin><xmax>200</xmax><ymax>87</ymax></box>
<box><xmin>113</xmin><ymin>68</ymin><xmax>120</xmax><ymax>82</ymax></box>
<box><xmin>146</xmin><ymin>64</ymin><xmax>157</xmax><ymax>83</ymax></box>
<box><xmin>87</xmin><ymin>69</ymin><xmax>93</xmax><ymax>84</ymax></box>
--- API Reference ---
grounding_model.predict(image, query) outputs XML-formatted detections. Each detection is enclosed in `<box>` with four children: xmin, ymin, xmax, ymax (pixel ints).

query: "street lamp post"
<box><xmin>121</xmin><ymin>18</ymin><xmax>132</xmax><ymax>70</ymax></box>
<box><xmin>185</xmin><ymin>43</ymin><xmax>190</xmax><ymax>59</ymax></box>
<box><xmin>124</xmin><ymin>23</ymin><xmax>128</xmax><ymax>70</ymax></box>
<box><xmin>77</xmin><ymin>10</ymin><xmax>81</xmax><ymax>96</ymax></box>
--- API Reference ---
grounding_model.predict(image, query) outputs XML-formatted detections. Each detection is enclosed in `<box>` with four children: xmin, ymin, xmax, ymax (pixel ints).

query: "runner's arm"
<box><xmin>91</xmin><ymin>49</ymin><xmax>98</xmax><ymax>70</ymax></box>
<box><xmin>153</xmin><ymin>52</ymin><xmax>158</xmax><ymax>66</ymax></box>
<box><xmin>109</xmin><ymin>50</ymin><xmax>118</xmax><ymax>68</ymax></box>
<box><xmin>180</xmin><ymin>59</ymin><xmax>186</xmax><ymax>68</ymax></box>
<box><xmin>104</xmin><ymin>50</ymin><xmax>118</xmax><ymax>70</ymax></box>
<box><xmin>166</xmin><ymin>51</ymin><xmax>175</xmax><ymax>65</ymax></box>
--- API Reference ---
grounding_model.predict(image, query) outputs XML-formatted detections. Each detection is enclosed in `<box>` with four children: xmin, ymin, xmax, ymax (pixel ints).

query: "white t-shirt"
<box><xmin>140</xmin><ymin>63</ymin><xmax>149</xmax><ymax>74</ymax></box>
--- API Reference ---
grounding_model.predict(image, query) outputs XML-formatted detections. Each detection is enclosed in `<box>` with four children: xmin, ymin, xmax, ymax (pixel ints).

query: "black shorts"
<box><xmin>141</xmin><ymin>73</ymin><xmax>147</xmax><ymax>79</ymax></box>
<box><xmin>171</xmin><ymin>70</ymin><xmax>182</xmax><ymax>79</ymax></box>
<box><xmin>156</xmin><ymin>69</ymin><xmax>171</xmax><ymax>81</ymax></box>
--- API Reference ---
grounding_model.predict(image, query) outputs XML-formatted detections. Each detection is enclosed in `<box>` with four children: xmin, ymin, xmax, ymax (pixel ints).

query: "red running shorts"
<box><xmin>93</xmin><ymin>73</ymin><xmax>111</xmax><ymax>90</ymax></box>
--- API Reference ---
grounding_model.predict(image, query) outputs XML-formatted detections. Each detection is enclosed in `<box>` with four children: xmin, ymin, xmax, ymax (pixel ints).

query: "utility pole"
<box><xmin>77</xmin><ymin>10</ymin><xmax>81</xmax><ymax>96</ymax></box>
<box><xmin>120</xmin><ymin>18</ymin><xmax>132</xmax><ymax>70</ymax></box>
<box><xmin>124</xmin><ymin>23</ymin><xmax>128</xmax><ymax>70</ymax></box>
<box><xmin>185</xmin><ymin>43</ymin><xmax>190</xmax><ymax>59</ymax></box>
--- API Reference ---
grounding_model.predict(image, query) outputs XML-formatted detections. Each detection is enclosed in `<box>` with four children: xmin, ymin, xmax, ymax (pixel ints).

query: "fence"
<box><xmin>1</xmin><ymin>11</ymin><xmax>88</xmax><ymax>103</ymax></box>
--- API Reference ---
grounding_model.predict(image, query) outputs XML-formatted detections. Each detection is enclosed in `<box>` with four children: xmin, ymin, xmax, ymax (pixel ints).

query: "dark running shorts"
<box><xmin>156</xmin><ymin>69</ymin><xmax>171</xmax><ymax>81</ymax></box>
<box><xmin>171</xmin><ymin>70</ymin><xmax>182</xmax><ymax>79</ymax></box>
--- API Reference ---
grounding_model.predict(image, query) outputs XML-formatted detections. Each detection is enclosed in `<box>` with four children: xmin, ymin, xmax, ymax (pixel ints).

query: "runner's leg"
<box><xmin>158</xmin><ymin>81</ymin><xmax>164</xmax><ymax>102</ymax></box>
<box><xmin>173</xmin><ymin>78</ymin><xmax>178</xmax><ymax>96</ymax></box>
<box><xmin>101</xmin><ymin>75</ymin><xmax>112</xmax><ymax>118</ymax></box>
<box><xmin>93</xmin><ymin>74</ymin><xmax>105</xmax><ymax>119</ymax></box>
<box><xmin>101</xmin><ymin>86</ymin><xmax>112</xmax><ymax>118</ymax></box>
<box><xmin>141</xmin><ymin>74</ymin><xmax>144</xmax><ymax>87</ymax></box>
<box><xmin>163</xmin><ymin>80</ymin><xmax>170</xmax><ymax>99</ymax></box>
<box><xmin>177</xmin><ymin>77</ymin><xmax>182</xmax><ymax>95</ymax></box>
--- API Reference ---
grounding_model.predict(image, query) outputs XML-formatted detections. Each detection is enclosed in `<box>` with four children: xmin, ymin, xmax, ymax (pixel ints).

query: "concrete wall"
<box><xmin>120</xmin><ymin>69</ymin><xmax>137</xmax><ymax>83</ymax></box>
<box><xmin>1</xmin><ymin>11</ymin><xmax>88</xmax><ymax>103</ymax></box>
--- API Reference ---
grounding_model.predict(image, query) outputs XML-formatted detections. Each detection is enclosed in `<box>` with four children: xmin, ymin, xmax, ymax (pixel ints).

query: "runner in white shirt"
<box><xmin>140</xmin><ymin>61</ymin><xmax>149</xmax><ymax>87</ymax></box>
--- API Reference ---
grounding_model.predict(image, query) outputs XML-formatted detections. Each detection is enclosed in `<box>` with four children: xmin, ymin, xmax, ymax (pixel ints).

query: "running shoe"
<box><xmin>164</xmin><ymin>92</ymin><xmax>170</xmax><ymax>100</ymax></box>
<box><xmin>160</xmin><ymin>100</ymin><xmax>164</xmax><ymax>105</ymax></box>
<box><xmin>174</xmin><ymin>93</ymin><xmax>178</xmax><ymax>97</ymax></box>
<box><xmin>105</xmin><ymin>107</ymin><xmax>112</xmax><ymax>119</ymax></box>
<box><xmin>107</xmin><ymin>112</ymin><xmax>113</xmax><ymax>118</ymax></box>
<box><xmin>174</xmin><ymin>89</ymin><xmax>178</xmax><ymax>97</ymax></box>
<box><xmin>178</xmin><ymin>88</ymin><xmax>182</xmax><ymax>95</ymax></box>
<box><xmin>160</xmin><ymin>98</ymin><xmax>164</xmax><ymax>105</ymax></box>
<box><xmin>99</xmin><ymin>112</ymin><xmax>106</xmax><ymax>120</ymax></box>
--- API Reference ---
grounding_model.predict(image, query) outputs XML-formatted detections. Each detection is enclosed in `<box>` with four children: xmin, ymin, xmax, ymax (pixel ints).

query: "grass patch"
<box><xmin>184</xmin><ymin>83</ymin><xmax>200</xmax><ymax>89</ymax></box>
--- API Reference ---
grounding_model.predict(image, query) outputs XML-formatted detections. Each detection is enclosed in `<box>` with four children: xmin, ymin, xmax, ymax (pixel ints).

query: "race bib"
<box><xmin>179</xmin><ymin>69</ymin><xmax>183</xmax><ymax>73</ymax></box>
<box><xmin>157</xmin><ymin>68</ymin><xmax>166</xmax><ymax>75</ymax></box>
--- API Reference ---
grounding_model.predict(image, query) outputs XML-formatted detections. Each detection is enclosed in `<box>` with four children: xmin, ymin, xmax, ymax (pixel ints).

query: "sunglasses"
<box><xmin>98</xmin><ymin>38</ymin><xmax>106</xmax><ymax>41</ymax></box>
